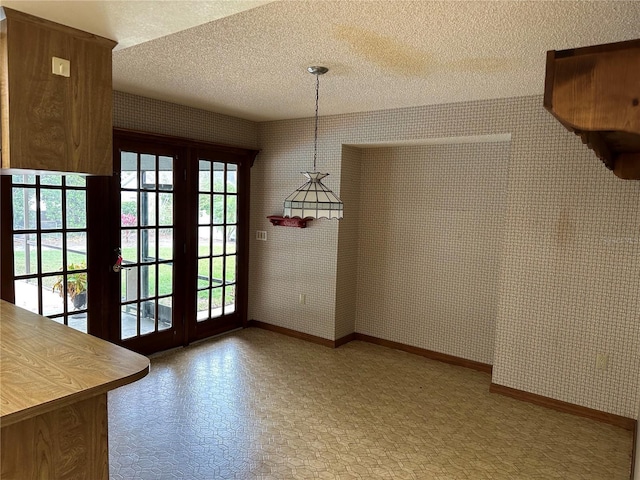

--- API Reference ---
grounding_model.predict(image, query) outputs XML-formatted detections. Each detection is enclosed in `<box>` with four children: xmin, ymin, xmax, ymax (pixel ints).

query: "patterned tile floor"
<box><xmin>108</xmin><ymin>328</ymin><xmax>633</xmax><ymax>479</ymax></box>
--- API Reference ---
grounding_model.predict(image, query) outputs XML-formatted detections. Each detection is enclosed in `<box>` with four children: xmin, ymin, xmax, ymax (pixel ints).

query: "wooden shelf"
<box><xmin>267</xmin><ymin>216</ymin><xmax>313</xmax><ymax>228</ymax></box>
<box><xmin>544</xmin><ymin>38</ymin><xmax>640</xmax><ymax>179</ymax></box>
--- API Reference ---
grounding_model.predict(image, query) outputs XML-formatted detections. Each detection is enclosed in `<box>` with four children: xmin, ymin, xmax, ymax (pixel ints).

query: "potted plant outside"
<box><xmin>52</xmin><ymin>262</ymin><xmax>87</xmax><ymax>310</ymax></box>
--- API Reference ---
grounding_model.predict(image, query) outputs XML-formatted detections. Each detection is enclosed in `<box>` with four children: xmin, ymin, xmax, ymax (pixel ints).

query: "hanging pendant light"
<box><xmin>283</xmin><ymin>66</ymin><xmax>344</xmax><ymax>220</ymax></box>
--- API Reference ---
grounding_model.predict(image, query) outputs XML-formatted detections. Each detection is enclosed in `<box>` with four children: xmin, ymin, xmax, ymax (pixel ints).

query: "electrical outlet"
<box><xmin>299</xmin><ymin>294</ymin><xmax>306</xmax><ymax>305</ymax></box>
<box><xmin>256</xmin><ymin>230</ymin><xmax>267</xmax><ymax>241</ymax></box>
<box><xmin>596</xmin><ymin>353</ymin><xmax>609</xmax><ymax>370</ymax></box>
<box><xmin>52</xmin><ymin>56</ymin><xmax>70</xmax><ymax>77</ymax></box>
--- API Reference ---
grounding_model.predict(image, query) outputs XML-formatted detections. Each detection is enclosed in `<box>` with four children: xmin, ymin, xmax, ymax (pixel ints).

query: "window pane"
<box><xmin>13</xmin><ymin>234</ymin><xmax>38</xmax><ymax>275</ymax></box>
<box><xmin>66</xmin><ymin>272</ymin><xmax>87</xmax><ymax>312</ymax></box>
<box><xmin>158</xmin><ymin>193</ymin><xmax>172</xmax><ymax>226</ymax></box>
<box><xmin>65</xmin><ymin>175</ymin><xmax>86</xmax><ymax>187</ymax></box>
<box><xmin>199</xmin><ymin>161</ymin><xmax>211</xmax><ymax>192</ymax></box>
<box><xmin>41</xmin><ymin>175</ymin><xmax>62</xmax><ymax>186</ymax></box>
<box><xmin>68</xmin><ymin>312</ymin><xmax>88</xmax><ymax>333</ymax></box>
<box><xmin>41</xmin><ymin>233</ymin><xmax>63</xmax><ymax>274</ymax></box>
<box><xmin>66</xmin><ymin>190</ymin><xmax>86</xmax><ymax>228</ymax></box>
<box><xmin>40</xmin><ymin>189</ymin><xmax>62</xmax><ymax>229</ymax></box>
<box><xmin>44</xmin><ymin>273</ymin><xmax>65</xmax><ymax>317</ymax></box>
<box><xmin>158</xmin><ymin>264</ymin><xmax>173</xmax><ymax>296</ymax></box>
<box><xmin>67</xmin><ymin>232</ymin><xmax>86</xmax><ymax>266</ymax></box>
<box><xmin>13</xmin><ymin>188</ymin><xmax>36</xmax><ymax>230</ymax></box>
<box><xmin>12</xmin><ymin>174</ymin><xmax>35</xmax><ymax>185</ymax></box>
<box><xmin>213</xmin><ymin>163</ymin><xmax>224</xmax><ymax>192</ymax></box>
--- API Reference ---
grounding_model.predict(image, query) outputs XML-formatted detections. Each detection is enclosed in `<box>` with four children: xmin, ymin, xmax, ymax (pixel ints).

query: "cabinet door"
<box><xmin>0</xmin><ymin>8</ymin><xmax>116</xmax><ymax>175</ymax></box>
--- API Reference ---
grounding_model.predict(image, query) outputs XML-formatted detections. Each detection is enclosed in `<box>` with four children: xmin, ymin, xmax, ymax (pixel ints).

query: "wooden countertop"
<box><xmin>0</xmin><ymin>300</ymin><xmax>149</xmax><ymax>427</ymax></box>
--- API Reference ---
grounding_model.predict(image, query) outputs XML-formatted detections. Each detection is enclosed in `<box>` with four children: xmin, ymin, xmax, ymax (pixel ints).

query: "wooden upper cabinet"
<box><xmin>544</xmin><ymin>39</ymin><xmax>640</xmax><ymax>180</ymax></box>
<box><xmin>0</xmin><ymin>8</ymin><xmax>117</xmax><ymax>175</ymax></box>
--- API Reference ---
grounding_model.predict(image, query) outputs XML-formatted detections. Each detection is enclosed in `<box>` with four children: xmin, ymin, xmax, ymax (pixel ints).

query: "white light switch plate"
<box><xmin>52</xmin><ymin>57</ymin><xmax>70</xmax><ymax>77</ymax></box>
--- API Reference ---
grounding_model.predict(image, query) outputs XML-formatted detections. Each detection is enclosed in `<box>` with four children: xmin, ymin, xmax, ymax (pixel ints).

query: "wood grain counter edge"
<box><xmin>0</xmin><ymin>300</ymin><xmax>150</xmax><ymax>427</ymax></box>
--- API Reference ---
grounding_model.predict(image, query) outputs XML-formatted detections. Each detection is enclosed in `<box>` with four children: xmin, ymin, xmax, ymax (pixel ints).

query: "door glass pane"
<box><xmin>212</xmin><ymin>257</ymin><xmax>223</xmax><ymax>286</ymax></box>
<box><xmin>198</xmin><ymin>259</ymin><xmax>210</xmax><ymax>288</ymax></box>
<box><xmin>141</xmin><ymin>229</ymin><xmax>156</xmax><ymax>262</ymax></box>
<box><xmin>121</xmin><ymin>303</ymin><xmax>138</xmax><ymax>339</ymax></box>
<box><xmin>226</xmin><ymin>196</ymin><xmax>237</xmax><ymax>224</ymax></box>
<box><xmin>140</xmin><ymin>192</ymin><xmax>157</xmax><ymax>226</ymax></box>
<box><xmin>199</xmin><ymin>194</ymin><xmax>210</xmax><ymax>224</ymax></box>
<box><xmin>199</xmin><ymin>161</ymin><xmax>211</xmax><ymax>192</ymax></box>
<box><xmin>158</xmin><ymin>297</ymin><xmax>172</xmax><ymax>331</ymax></box>
<box><xmin>68</xmin><ymin>312</ymin><xmax>88</xmax><ymax>333</ymax></box>
<box><xmin>227</xmin><ymin>164</ymin><xmax>237</xmax><ymax>194</ymax></box>
<box><xmin>159</xmin><ymin>156</ymin><xmax>173</xmax><ymax>190</ymax></box>
<box><xmin>122</xmin><ymin>230</ymin><xmax>138</xmax><ymax>263</ymax></box>
<box><xmin>121</xmin><ymin>152</ymin><xmax>138</xmax><ymax>189</ymax></box>
<box><xmin>213</xmin><ymin>195</ymin><xmax>224</xmax><ymax>224</ymax></box>
<box><xmin>225</xmin><ymin>285</ymin><xmax>236</xmax><ymax>314</ymax></box>
<box><xmin>159</xmin><ymin>228</ymin><xmax>173</xmax><ymax>260</ymax></box>
<box><xmin>140</xmin><ymin>299</ymin><xmax>156</xmax><ymax>335</ymax></box>
<box><xmin>158</xmin><ymin>264</ymin><xmax>173</xmax><ymax>296</ymax></box>
<box><xmin>42</xmin><ymin>275</ymin><xmax>63</xmax><ymax>317</ymax></box>
<box><xmin>213</xmin><ymin>163</ymin><xmax>224</xmax><ymax>192</ymax></box>
<box><xmin>197</xmin><ymin>290</ymin><xmax>209</xmax><ymax>321</ymax></box>
<box><xmin>158</xmin><ymin>193</ymin><xmax>173</xmax><ymax>226</ymax></box>
<box><xmin>141</xmin><ymin>154</ymin><xmax>156</xmax><ymax>189</ymax></box>
<box><xmin>66</xmin><ymin>274</ymin><xmax>88</xmax><ymax>312</ymax></box>
<box><xmin>212</xmin><ymin>226</ymin><xmax>224</xmax><ymax>255</ymax></box>
<box><xmin>211</xmin><ymin>287</ymin><xmax>222</xmax><ymax>318</ymax></box>
<box><xmin>121</xmin><ymin>194</ymin><xmax>138</xmax><ymax>227</ymax></box>
<box><xmin>140</xmin><ymin>264</ymin><xmax>155</xmax><ymax>299</ymax></box>
<box><xmin>12</xmin><ymin>174</ymin><xmax>36</xmax><ymax>184</ymax></box>
<box><xmin>227</xmin><ymin>227</ymin><xmax>236</xmax><ymax>254</ymax></box>
<box><xmin>198</xmin><ymin>226</ymin><xmax>210</xmax><ymax>256</ymax></box>
<box><xmin>122</xmin><ymin>266</ymin><xmax>138</xmax><ymax>302</ymax></box>
<box><xmin>225</xmin><ymin>255</ymin><xmax>236</xmax><ymax>283</ymax></box>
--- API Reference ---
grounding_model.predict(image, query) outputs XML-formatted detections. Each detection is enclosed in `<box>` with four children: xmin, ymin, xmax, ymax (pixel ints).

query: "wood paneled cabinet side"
<box><xmin>0</xmin><ymin>7</ymin><xmax>117</xmax><ymax>175</ymax></box>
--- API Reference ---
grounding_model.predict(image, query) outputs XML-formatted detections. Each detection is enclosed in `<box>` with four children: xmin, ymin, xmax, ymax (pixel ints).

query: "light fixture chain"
<box><xmin>313</xmin><ymin>73</ymin><xmax>319</xmax><ymax>171</ymax></box>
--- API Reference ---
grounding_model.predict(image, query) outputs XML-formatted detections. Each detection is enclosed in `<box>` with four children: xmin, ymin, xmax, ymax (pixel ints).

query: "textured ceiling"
<box><xmin>4</xmin><ymin>1</ymin><xmax>640</xmax><ymax>121</ymax></box>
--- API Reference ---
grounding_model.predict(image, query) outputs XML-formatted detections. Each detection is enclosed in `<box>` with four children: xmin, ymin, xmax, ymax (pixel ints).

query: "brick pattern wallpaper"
<box><xmin>335</xmin><ymin>146</ymin><xmax>362</xmax><ymax>340</ymax></box>
<box><xmin>355</xmin><ymin>143</ymin><xmax>509</xmax><ymax>365</ymax></box>
<box><xmin>252</xmin><ymin>95</ymin><xmax>640</xmax><ymax>418</ymax></box>
<box><xmin>113</xmin><ymin>91</ymin><xmax>258</xmax><ymax>149</ymax></box>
